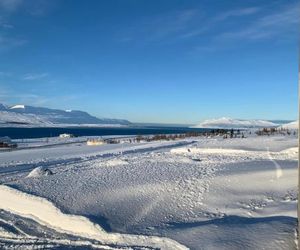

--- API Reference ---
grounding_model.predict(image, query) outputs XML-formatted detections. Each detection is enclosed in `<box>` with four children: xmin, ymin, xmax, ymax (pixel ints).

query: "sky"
<box><xmin>0</xmin><ymin>0</ymin><xmax>298</xmax><ymax>124</ymax></box>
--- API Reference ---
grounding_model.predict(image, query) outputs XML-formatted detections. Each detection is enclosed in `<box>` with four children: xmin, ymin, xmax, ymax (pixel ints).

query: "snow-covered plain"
<box><xmin>0</xmin><ymin>133</ymin><xmax>298</xmax><ymax>249</ymax></box>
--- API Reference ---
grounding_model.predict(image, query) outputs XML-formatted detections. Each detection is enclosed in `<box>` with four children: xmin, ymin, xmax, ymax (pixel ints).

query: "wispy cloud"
<box><xmin>218</xmin><ymin>3</ymin><xmax>299</xmax><ymax>41</ymax></box>
<box><xmin>0</xmin><ymin>21</ymin><xmax>14</xmax><ymax>29</ymax></box>
<box><xmin>0</xmin><ymin>92</ymin><xmax>47</xmax><ymax>106</ymax></box>
<box><xmin>118</xmin><ymin>6</ymin><xmax>261</xmax><ymax>43</ymax></box>
<box><xmin>178</xmin><ymin>7</ymin><xmax>260</xmax><ymax>40</ymax></box>
<box><xmin>0</xmin><ymin>34</ymin><xmax>27</xmax><ymax>51</ymax></box>
<box><xmin>191</xmin><ymin>1</ymin><xmax>300</xmax><ymax>54</ymax></box>
<box><xmin>118</xmin><ymin>2</ymin><xmax>298</xmax><ymax>53</ymax></box>
<box><xmin>0</xmin><ymin>71</ymin><xmax>11</xmax><ymax>77</ymax></box>
<box><xmin>213</xmin><ymin>7</ymin><xmax>260</xmax><ymax>22</ymax></box>
<box><xmin>23</xmin><ymin>73</ymin><xmax>48</xmax><ymax>81</ymax></box>
<box><xmin>0</xmin><ymin>0</ymin><xmax>54</xmax><ymax>16</ymax></box>
<box><xmin>118</xmin><ymin>8</ymin><xmax>201</xmax><ymax>43</ymax></box>
<box><xmin>0</xmin><ymin>0</ymin><xmax>25</xmax><ymax>52</ymax></box>
<box><xmin>0</xmin><ymin>0</ymin><xmax>57</xmax><ymax>53</ymax></box>
<box><xmin>0</xmin><ymin>89</ymin><xmax>78</xmax><ymax>107</ymax></box>
<box><xmin>0</xmin><ymin>0</ymin><xmax>23</xmax><ymax>13</ymax></box>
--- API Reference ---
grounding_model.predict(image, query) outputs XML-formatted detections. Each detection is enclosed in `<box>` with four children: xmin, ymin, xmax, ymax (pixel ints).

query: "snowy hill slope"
<box><xmin>0</xmin><ymin>103</ymin><xmax>131</xmax><ymax>126</ymax></box>
<box><xmin>0</xmin><ymin>111</ymin><xmax>52</xmax><ymax>126</ymax></box>
<box><xmin>279</xmin><ymin>120</ymin><xmax>298</xmax><ymax>130</ymax></box>
<box><xmin>192</xmin><ymin>117</ymin><xmax>278</xmax><ymax>129</ymax></box>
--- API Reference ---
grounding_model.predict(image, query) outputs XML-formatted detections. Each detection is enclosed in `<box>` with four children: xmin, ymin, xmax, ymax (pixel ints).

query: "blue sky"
<box><xmin>0</xmin><ymin>0</ymin><xmax>298</xmax><ymax>124</ymax></box>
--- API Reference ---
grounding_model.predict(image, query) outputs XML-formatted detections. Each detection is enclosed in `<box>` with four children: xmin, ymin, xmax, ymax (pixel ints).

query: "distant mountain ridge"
<box><xmin>0</xmin><ymin>103</ymin><xmax>131</xmax><ymax>127</ymax></box>
<box><xmin>191</xmin><ymin>117</ymin><xmax>279</xmax><ymax>129</ymax></box>
<box><xmin>279</xmin><ymin>120</ymin><xmax>298</xmax><ymax>130</ymax></box>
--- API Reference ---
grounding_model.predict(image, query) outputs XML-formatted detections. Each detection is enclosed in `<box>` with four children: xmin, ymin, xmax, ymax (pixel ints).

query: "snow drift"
<box><xmin>0</xmin><ymin>185</ymin><xmax>187</xmax><ymax>250</ymax></box>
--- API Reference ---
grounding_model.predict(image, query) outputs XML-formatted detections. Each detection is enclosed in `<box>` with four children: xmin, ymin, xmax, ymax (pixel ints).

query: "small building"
<box><xmin>0</xmin><ymin>137</ymin><xmax>17</xmax><ymax>148</ymax></box>
<box><xmin>104</xmin><ymin>138</ymin><xmax>119</xmax><ymax>144</ymax></box>
<box><xmin>87</xmin><ymin>138</ymin><xmax>105</xmax><ymax>146</ymax></box>
<box><xmin>59</xmin><ymin>133</ymin><xmax>74</xmax><ymax>139</ymax></box>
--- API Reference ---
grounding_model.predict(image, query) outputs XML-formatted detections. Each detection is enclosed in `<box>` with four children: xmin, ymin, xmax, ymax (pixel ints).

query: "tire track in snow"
<box><xmin>266</xmin><ymin>147</ymin><xmax>283</xmax><ymax>179</ymax></box>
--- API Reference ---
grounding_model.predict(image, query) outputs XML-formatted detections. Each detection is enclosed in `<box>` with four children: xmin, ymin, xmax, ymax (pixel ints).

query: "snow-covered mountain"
<box><xmin>279</xmin><ymin>120</ymin><xmax>298</xmax><ymax>130</ymax></box>
<box><xmin>0</xmin><ymin>104</ymin><xmax>131</xmax><ymax>127</ymax></box>
<box><xmin>191</xmin><ymin>117</ymin><xmax>278</xmax><ymax>129</ymax></box>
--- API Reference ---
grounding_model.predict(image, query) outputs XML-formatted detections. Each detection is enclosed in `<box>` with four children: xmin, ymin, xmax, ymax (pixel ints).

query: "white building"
<box><xmin>59</xmin><ymin>133</ymin><xmax>74</xmax><ymax>139</ymax></box>
<box><xmin>87</xmin><ymin>138</ymin><xmax>105</xmax><ymax>146</ymax></box>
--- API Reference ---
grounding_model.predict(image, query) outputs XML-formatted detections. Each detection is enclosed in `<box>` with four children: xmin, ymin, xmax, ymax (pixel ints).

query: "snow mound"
<box><xmin>105</xmin><ymin>159</ymin><xmax>129</xmax><ymax>167</ymax></box>
<box><xmin>279</xmin><ymin>120</ymin><xmax>298</xmax><ymax>130</ymax></box>
<box><xmin>27</xmin><ymin>167</ymin><xmax>53</xmax><ymax>178</ymax></box>
<box><xmin>192</xmin><ymin>117</ymin><xmax>278</xmax><ymax>129</ymax></box>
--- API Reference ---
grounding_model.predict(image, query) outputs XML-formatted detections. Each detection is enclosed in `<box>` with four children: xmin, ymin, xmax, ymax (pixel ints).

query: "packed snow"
<box><xmin>0</xmin><ymin>131</ymin><xmax>298</xmax><ymax>249</ymax></box>
<box><xmin>192</xmin><ymin>117</ymin><xmax>278</xmax><ymax>129</ymax></box>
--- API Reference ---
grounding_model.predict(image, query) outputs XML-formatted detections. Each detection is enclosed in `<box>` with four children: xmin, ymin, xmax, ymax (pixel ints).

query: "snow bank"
<box><xmin>171</xmin><ymin>147</ymin><xmax>249</xmax><ymax>155</ymax></box>
<box><xmin>192</xmin><ymin>117</ymin><xmax>278</xmax><ymax>129</ymax></box>
<box><xmin>280</xmin><ymin>147</ymin><xmax>298</xmax><ymax>156</ymax></box>
<box><xmin>27</xmin><ymin>166</ymin><xmax>53</xmax><ymax>178</ymax></box>
<box><xmin>0</xmin><ymin>185</ymin><xmax>187</xmax><ymax>250</ymax></box>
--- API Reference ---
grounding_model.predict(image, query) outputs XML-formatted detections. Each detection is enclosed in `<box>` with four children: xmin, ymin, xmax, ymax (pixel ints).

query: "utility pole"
<box><xmin>297</xmin><ymin>69</ymin><xmax>300</xmax><ymax>249</ymax></box>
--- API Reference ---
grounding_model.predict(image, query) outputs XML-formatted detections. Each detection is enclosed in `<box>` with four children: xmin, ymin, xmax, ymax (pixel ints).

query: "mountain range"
<box><xmin>191</xmin><ymin>117</ymin><xmax>283</xmax><ymax>129</ymax></box>
<box><xmin>0</xmin><ymin>104</ymin><xmax>131</xmax><ymax>127</ymax></box>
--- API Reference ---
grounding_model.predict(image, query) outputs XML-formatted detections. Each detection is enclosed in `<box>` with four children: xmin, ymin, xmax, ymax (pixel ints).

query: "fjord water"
<box><xmin>0</xmin><ymin>126</ymin><xmax>210</xmax><ymax>139</ymax></box>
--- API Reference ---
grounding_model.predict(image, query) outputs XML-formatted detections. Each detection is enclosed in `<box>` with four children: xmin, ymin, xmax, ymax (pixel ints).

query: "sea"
<box><xmin>0</xmin><ymin>126</ymin><xmax>211</xmax><ymax>139</ymax></box>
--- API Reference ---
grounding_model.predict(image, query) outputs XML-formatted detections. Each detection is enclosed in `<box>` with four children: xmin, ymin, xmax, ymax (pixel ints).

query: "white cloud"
<box><xmin>23</xmin><ymin>73</ymin><xmax>48</xmax><ymax>81</ymax></box>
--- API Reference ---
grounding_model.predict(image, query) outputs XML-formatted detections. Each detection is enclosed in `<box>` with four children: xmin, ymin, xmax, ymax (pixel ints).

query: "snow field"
<box><xmin>0</xmin><ymin>134</ymin><xmax>298</xmax><ymax>249</ymax></box>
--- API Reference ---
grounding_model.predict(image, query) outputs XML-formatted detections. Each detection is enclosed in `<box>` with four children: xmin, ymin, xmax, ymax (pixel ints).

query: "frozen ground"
<box><xmin>0</xmin><ymin>133</ymin><xmax>298</xmax><ymax>249</ymax></box>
